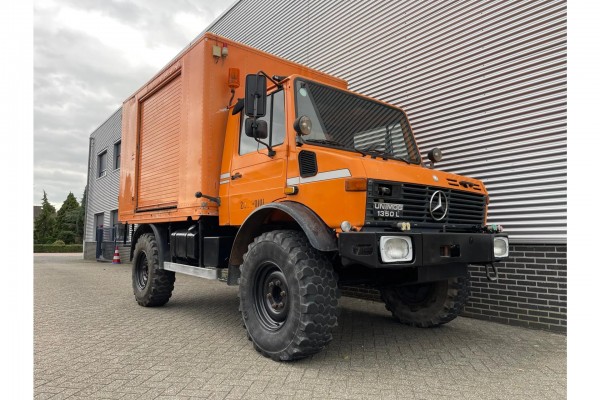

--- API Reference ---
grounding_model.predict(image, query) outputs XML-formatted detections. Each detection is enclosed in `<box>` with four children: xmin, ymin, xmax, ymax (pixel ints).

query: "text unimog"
<box><xmin>119</xmin><ymin>33</ymin><xmax>509</xmax><ymax>361</ymax></box>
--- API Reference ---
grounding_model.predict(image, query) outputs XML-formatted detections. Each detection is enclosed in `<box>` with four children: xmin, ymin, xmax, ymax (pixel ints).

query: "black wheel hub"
<box><xmin>396</xmin><ymin>282</ymin><xmax>437</xmax><ymax>312</ymax></box>
<box><xmin>135</xmin><ymin>253</ymin><xmax>149</xmax><ymax>290</ymax></box>
<box><xmin>399</xmin><ymin>283</ymin><xmax>434</xmax><ymax>304</ymax></box>
<box><xmin>254</xmin><ymin>263</ymin><xmax>289</xmax><ymax>330</ymax></box>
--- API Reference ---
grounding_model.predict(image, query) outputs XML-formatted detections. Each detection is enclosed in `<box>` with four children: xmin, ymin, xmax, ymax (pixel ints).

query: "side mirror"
<box><xmin>244</xmin><ymin>74</ymin><xmax>267</xmax><ymax>117</ymax></box>
<box><xmin>245</xmin><ymin>118</ymin><xmax>268</xmax><ymax>139</ymax></box>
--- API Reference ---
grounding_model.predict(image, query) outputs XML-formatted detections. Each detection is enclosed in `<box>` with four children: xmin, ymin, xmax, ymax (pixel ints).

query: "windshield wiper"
<box><xmin>354</xmin><ymin>145</ymin><xmax>392</xmax><ymax>160</ymax></box>
<box><xmin>305</xmin><ymin>139</ymin><xmax>345</xmax><ymax>147</ymax></box>
<box><xmin>354</xmin><ymin>145</ymin><xmax>412</xmax><ymax>164</ymax></box>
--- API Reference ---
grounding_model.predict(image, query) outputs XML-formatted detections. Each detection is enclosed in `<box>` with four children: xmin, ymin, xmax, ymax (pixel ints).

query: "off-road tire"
<box><xmin>132</xmin><ymin>233</ymin><xmax>175</xmax><ymax>307</ymax></box>
<box><xmin>239</xmin><ymin>230</ymin><xmax>340</xmax><ymax>361</ymax></box>
<box><xmin>380</xmin><ymin>276</ymin><xmax>470</xmax><ymax>328</ymax></box>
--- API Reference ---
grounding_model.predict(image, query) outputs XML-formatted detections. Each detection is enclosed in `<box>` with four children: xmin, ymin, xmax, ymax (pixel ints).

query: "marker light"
<box><xmin>340</xmin><ymin>221</ymin><xmax>352</xmax><ymax>232</ymax></box>
<box><xmin>345</xmin><ymin>178</ymin><xmax>367</xmax><ymax>192</ymax></box>
<box><xmin>228</xmin><ymin>68</ymin><xmax>240</xmax><ymax>89</ymax></box>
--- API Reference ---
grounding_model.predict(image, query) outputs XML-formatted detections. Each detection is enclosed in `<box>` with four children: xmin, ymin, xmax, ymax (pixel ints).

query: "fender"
<box><xmin>229</xmin><ymin>201</ymin><xmax>337</xmax><ymax>267</ymax></box>
<box><xmin>129</xmin><ymin>224</ymin><xmax>170</xmax><ymax>268</ymax></box>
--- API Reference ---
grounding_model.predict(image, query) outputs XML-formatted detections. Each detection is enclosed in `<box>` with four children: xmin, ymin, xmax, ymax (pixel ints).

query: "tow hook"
<box><xmin>485</xmin><ymin>263</ymin><xmax>498</xmax><ymax>282</ymax></box>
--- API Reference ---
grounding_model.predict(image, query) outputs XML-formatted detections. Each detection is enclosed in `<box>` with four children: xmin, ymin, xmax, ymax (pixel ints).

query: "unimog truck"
<box><xmin>119</xmin><ymin>33</ymin><xmax>509</xmax><ymax>361</ymax></box>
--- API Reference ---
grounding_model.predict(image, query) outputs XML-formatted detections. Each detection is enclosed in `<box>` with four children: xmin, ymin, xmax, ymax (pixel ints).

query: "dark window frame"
<box><xmin>110</xmin><ymin>209</ymin><xmax>125</xmax><ymax>241</ymax></box>
<box><xmin>293</xmin><ymin>78</ymin><xmax>422</xmax><ymax>165</ymax></box>
<box><xmin>113</xmin><ymin>141</ymin><xmax>121</xmax><ymax>170</ymax></box>
<box><xmin>94</xmin><ymin>212</ymin><xmax>104</xmax><ymax>240</ymax></box>
<box><xmin>97</xmin><ymin>150</ymin><xmax>107</xmax><ymax>178</ymax></box>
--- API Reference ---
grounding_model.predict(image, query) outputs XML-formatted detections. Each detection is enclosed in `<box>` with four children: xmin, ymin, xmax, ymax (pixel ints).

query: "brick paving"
<box><xmin>34</xmin><ymin>254</ymin><xmax>566</xmax><ymax>399</ymax></box>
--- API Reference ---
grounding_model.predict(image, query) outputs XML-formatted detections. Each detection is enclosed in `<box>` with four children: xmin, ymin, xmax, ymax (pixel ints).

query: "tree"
<box><xmin>34</xmin><ymin>191</ymin><xmax>57</xmax><ymax>244</ymax></box>
<box><xmin>56</xmin><ymin>192</ymin><xmax>80</xmax><ymax>244</ymax></box>
<box><xmin>77</xmin><ymin>186</ymin><xmax>87</xmax><ymax>243</ymax></box>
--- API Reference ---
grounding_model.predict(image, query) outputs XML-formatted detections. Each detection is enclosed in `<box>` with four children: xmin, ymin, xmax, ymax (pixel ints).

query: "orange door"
<box><xmin>228</xmin><ymin>89</ymin><xmax>288</xmax><ymax>225</ymax></box>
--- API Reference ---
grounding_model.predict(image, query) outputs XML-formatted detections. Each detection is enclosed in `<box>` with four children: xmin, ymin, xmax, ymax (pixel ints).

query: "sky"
<box><xmin>33</xmin><ymin>0</ymin><xmax>238</xmax><ymax>207</ymax></box>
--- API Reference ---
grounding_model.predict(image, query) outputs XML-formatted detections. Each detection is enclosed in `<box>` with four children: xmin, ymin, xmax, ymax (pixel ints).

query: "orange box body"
<box><xmin>119</xmin><ymin>33</ymin><xmax>346</xmax><ymax>224</ymax></box>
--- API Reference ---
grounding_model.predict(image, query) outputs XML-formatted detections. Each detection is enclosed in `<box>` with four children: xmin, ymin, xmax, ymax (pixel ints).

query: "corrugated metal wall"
<box><xmin>85</xmin><ymin>108</ymin><xmax>122</xmax><ymax>241</ymax></box>
<box><xmin>209</xmin><ymin>0</ymin><xmax>566</xmax><ymax>243</ymax></box>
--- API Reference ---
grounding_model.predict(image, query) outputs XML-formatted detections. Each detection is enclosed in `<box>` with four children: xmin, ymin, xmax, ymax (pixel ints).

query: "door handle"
<box><xmin>231</xmin><ymin>172</ymin><xmax>242</xmax><ymax>180</ymax></box>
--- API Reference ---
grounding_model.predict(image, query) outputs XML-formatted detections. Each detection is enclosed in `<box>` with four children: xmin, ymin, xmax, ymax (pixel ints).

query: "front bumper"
<box><xmin>339</xmin><ymin>231</ymin><xmax>508</xmax><ymax>269</ymax></box>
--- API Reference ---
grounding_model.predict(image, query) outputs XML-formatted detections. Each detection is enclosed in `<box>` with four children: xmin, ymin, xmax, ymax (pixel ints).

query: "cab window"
<box><xmin>240</xmin><ymin>90</ymin><xmax>285</xmax><ymax>155</ymax></box>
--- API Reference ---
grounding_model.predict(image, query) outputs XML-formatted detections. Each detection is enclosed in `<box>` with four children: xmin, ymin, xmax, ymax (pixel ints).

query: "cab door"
<box><xmin>228</xmin><ymin>89</ymin><xmax>287</xmax><ymax>225</ymax></box>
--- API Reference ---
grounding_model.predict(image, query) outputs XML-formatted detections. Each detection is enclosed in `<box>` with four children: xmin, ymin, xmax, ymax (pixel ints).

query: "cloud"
<box><xmin>33</xmin><ymin>0</ymin><xmax>237</xmax><ymax>205</ymax></box>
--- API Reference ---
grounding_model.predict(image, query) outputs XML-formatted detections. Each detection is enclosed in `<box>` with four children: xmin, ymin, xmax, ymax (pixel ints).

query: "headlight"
<box><xmin>293</xmin><ymin>115</ymin><xmax>312</xmax><ymax>136</ymax></box>
<box><xmin>380</xmin><ymin>236</ymin><xmax>413</xmax><ymax>263</ymax></box>
<box><xmin>493</xmin><ymin>237</ymin><xmax>509</xmax><ymax>258</ymax></box>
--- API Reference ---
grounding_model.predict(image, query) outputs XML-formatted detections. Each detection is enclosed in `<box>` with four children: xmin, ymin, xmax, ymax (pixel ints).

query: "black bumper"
<box><xmin>338</xmin><ymin>231</ymin><xmax>506</xmax><ymax>269</ymax></box>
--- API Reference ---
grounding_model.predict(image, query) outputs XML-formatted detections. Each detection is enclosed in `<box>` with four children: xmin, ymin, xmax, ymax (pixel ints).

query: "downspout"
<box><xmin>84</xmin><ymin>136</ymin><xmax>94</xmax><ymax>244</ymax></box>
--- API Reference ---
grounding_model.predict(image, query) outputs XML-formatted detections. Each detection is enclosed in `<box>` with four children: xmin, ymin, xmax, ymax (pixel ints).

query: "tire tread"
<box><xmin>132</xmin><ymin>233</ymin><xmax>175</xmax><ymax>307</ymax></box>
<box><xmin>241</xmin><ymin>230</ymin><xmax>340</xmax><ymax>361</ymax></box>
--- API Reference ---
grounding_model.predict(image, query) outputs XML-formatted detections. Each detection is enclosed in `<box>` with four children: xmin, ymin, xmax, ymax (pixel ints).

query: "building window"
<box><xmin>98</xmin><ymin>151</ymin><xmax>107</xmax><ymax>177</ymax></box>
<box><xmin>114</xmin><ymin>141</ymin><xmax>121</xmax><ymax>170</ymax></box>
<box><xmin>110</xmin><ymin>209</ymin><xmax>124</xmax><ymax>241</ymax></box>
<box><xmin>94</xmin><ymin>213</ymin><xmax>104</xmax><ymax>240</ymax></box>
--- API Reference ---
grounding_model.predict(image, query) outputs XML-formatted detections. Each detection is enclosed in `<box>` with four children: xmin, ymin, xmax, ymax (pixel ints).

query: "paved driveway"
<box><xmin>34</xmin><ymin>254</ymin><xmax>566</xmax><ymax>399</ymax></box>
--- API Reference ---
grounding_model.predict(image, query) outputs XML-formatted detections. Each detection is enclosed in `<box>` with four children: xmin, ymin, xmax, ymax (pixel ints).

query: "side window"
<box><xmin>239</xmin><ymin>90</ymin><xmax>285</xmax><ymax>155</ymax></box>
<box><xmin>271</xmin><ymin>90</ymin><xmax>285</xmax><ymax>147</ymax></box>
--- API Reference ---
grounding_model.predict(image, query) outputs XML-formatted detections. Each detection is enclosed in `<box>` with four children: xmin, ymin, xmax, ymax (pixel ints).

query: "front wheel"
<box><xmin>239</xmin><ymin>230</ymin><xmax>340</xmax><ymax>361</ymax></box>
<box><xmin>380</xmin><ymin>276</ymin><xmax>470</xmax><ymax>328</ymax></box>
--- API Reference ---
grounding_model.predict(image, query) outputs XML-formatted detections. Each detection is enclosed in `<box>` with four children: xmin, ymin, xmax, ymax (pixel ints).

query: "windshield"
<box><xmin>294</xmin><ymin>79</ymin><xmax>421</xmax><ymax>164</ymax></box>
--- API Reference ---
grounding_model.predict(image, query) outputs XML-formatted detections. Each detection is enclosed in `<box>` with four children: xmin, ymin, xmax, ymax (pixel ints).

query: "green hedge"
<box><xmin>34</xmin><ymin>244</ymin><xmax>83</xmax><ymax>253</ymax></box>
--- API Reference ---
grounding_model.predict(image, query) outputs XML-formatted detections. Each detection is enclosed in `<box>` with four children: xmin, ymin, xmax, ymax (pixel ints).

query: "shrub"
<box><xmin>57</xmin><ymin>231</ymin><xmax>76</xmax><ymax>244</ymax></box>
<box><xmin>53</xmin><ymin>240</ymin><xmax>65</xmax><ymax>246</ymax></box>
<box><xmin>34</xmin><ymin>244</ymin><xmax>83</xmax><ymax>253</ymax></box>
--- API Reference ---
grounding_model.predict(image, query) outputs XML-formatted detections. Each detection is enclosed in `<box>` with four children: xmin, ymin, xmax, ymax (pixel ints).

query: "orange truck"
<box><xmin>119</xmin><ymin>33</ymin><xmax>509</xmax><ymax>361</ymax></box>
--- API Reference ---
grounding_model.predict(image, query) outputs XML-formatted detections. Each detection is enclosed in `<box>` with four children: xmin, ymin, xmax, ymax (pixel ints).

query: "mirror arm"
<box><xmin>255</xmin><ymin>137</ymin><xmax>276</xmax><ymax>157</ymax></box>
<box><xmin>250</xmin><ymin>119</ymin><xmax>275</xmax><ymax>157</ymax></box>
<box><xmin>257</xmin><ymin>70</ymin><xmax>283</xmax><ymax>89</ymax></box>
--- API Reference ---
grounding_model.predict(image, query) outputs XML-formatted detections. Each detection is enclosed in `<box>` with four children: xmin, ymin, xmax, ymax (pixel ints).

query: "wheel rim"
<box><xmin>135</xmin><ymin>252</ymin><xmax>149</xmax><ymax>290</ymax></box>
<box><xmin>253</xmin><ymin>262</ymin><xmax>290</xmax><ymax>331</ymax></box>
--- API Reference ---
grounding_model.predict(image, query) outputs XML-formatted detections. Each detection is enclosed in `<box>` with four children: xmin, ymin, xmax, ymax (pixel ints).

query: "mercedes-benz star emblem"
<box><xmin>429</xmin><ymin>190</ymin><xmax>448</xmax><ymax>221</ymax></box>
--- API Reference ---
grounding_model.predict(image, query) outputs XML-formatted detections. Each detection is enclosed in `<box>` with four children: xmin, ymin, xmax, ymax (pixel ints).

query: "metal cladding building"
<box><xmin>83</xmin><ymin>108</ymin><xmax>129</xmax><ymax>262</ymax></box>
<box><xmin>85</xmin><ymin>0</ymin><xmax>566</xmax><ymax>332</ymax></box>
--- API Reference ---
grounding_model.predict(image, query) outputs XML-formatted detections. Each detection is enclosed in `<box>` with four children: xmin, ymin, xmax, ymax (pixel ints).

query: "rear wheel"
<box><xmin>380</xmin><ymin>276</ymin><xmax>470</xmax><ymax>327</ymax></box>
<box><xmin>132</xmin><ymin>233</ymin><xmax>175</xmax><ymax>307</ymax></box>
<box><xmin>239</xmin><ymin>230</ymin><xmax>340</xmax><ymax>361</ymax></box>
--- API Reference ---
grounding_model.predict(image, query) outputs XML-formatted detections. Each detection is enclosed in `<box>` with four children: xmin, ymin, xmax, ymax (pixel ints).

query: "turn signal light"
<box><xmin>345</xmin><ymin>178</ymin><xmax>367</xmax><ymax>192</ymax></box>
<box><xmin>284</xmin><ymin>186</ymin><xmax>299</xmax><ymax>195</ymax></box>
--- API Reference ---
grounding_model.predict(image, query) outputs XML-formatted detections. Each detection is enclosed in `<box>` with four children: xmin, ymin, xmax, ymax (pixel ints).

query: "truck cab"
<box><xmin>220</xmin><ymin>73</ymin><xmax>507</xmax><ymax>278</ymax></box>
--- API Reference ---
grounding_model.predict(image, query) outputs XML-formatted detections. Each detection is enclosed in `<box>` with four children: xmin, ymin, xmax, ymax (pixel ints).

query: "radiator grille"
<box><xmin>366</xmin><ymin>180</ymin><xmax>486</xmax><ymax>226</ymax></box>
